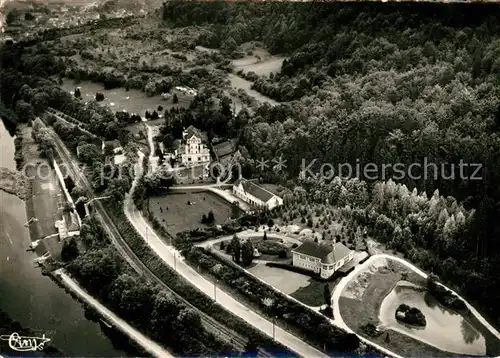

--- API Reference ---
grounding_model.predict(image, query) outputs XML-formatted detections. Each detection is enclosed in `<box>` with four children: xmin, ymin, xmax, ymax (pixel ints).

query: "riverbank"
<box><xmin>48</xmin><ymin>269</ymin><xmax>158</xmax><ymax>357</ymax></box>
<box><xmin>0</xmin><ymin>166</ymin><xmax>28</xmax><ymax>200</ymax></box>
<box><xmin>0</xmin><ymin>119</ymin><xmax>135</xmax><ymax>357</ymax></box>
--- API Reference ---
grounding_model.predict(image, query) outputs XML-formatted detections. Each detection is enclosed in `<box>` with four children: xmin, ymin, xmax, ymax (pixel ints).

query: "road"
<box><xmin>125</xmin><ymin>157</ymin><xmax>328</xmax><ymax>358</ymax></box>
<box><xmin>54</xmin><ymin>269</ymin><xmax>174</xmax><ymax>358</ymax></box>
<box><xmin>331</xmin><ymin>254</ymin><xmax>500</xmax><ymax>358</ymax></box>
<box><xmin>45</xmin><ymin>118</ymin><xmax>265</xmax><ymax>355</ymax></box>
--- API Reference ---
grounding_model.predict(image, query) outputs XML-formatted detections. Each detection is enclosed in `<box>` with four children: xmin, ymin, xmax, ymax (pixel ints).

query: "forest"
<box><xmin>1</xmin><ymin>0</ymin><xmax>500</xmax><ymax>335</ymax></box>
<box><xmin>162</xmin><ymin>2</ymin><xmax>500</xmax><ymax>324</ymax></box>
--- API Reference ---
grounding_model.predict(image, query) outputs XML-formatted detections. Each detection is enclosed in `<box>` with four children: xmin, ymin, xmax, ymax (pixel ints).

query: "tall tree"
<box><xmin>241</xmin><ymin>240</ymin><xmax>254</xmax><ymax>266</ymax></box>
<box><xmin>323</xmin><ymin>284</ymin><xmax>332</xmax><ymax>307</ymax></box>
<box><xmin>230</xmin><ymin>234</ymin><xmax>241</xmax><ymax>264</ymax></box>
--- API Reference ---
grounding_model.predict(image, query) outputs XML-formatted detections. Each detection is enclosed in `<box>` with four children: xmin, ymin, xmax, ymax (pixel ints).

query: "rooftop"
<box><xmin>292</xmin><ymin>241</ymin><xmax>352</xmax><ymax>264</ymax></box>
<box><xmin>183</xmin><ymin>125</ymin><xmax>207</xmax><ymax>142</ymax></box>
<box><xmin>233</xmin><ymin>178</ymin><xmax>277</xmax><ymax>203</ymax></box>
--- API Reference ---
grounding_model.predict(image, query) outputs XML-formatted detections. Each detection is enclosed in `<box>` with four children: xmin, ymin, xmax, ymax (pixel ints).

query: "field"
<box><xmin>60</xmin><ymin>78</ymin><xmax>192</xmax><ymax>116</ymax></box>
<box><xmin>291</xmin><ymin>279</ymin><xmax>340</xmax><ymax>307</ymax></box>
<box><xmin>248</xmin><ymin>264</ymin><xmax>311</xmax><ymax>295</ymax></box>
<box><xmin>148</xmin><ymin>190</ymin><xmax>233</xmax><ymax>236</ymax></box>
<box><xmin>232</xmin><ymin>43</ymin><xmax>285</xmax><ymax>77</ymax></box>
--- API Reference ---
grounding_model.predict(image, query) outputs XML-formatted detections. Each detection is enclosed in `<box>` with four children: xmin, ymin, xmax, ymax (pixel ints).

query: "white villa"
<box><xmin>291</xmin><ymin>240</ymin><xmax>353</xmax><ymax>279</ymax></box>
<box><xmin>176</xmin><ymin>125</ymin><xmax>211</xmax><ymax>167</ymax></box>
<box><xmin>232</xmin><ymin>178</ymin><xmax>283</xmax><ymax>210</ymax></box>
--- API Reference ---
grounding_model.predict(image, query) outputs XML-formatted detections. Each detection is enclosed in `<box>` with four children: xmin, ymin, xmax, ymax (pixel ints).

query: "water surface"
<box><xmin>379</xmin><ymin>281</ymin><xmax>486</xmax><ymax>356</ymax></box>
<box><xmin>0</xmin><ymin>119</ymin><xmax>131</xmax><ymax>356</ymax></box>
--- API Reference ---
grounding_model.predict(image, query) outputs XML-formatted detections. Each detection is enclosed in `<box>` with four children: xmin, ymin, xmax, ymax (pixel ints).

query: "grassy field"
<box><xmin>232</xmin><ymin>44</ymin><xmax>284</xmax><ymax>77</ymax></box>
<box><xmin>148</xmin><ymin>190</ymin><xmax>233</xmax><ymax>235</ymax></box>
<box><xmin>290</xmin><ymin>278</ymin><xmax>341</xmax><ymax>307</ymax></box>
<box><xmin>247</xmin><ymin>263</ymin><xmax>311</xmax><ymax>295</ymax></box>
<box><xmin>25</xmin><ymin>163</ymin><xmax>64</xmax><ymax>241</ymax></box>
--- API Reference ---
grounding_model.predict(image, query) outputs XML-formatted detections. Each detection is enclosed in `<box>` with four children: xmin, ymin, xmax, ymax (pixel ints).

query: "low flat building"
<box><xmin>232</xmin><ymin>178</ymin><xmax>283</xmax><ymax>210</ymax></box>
<box><xmin>291</xmin><ymin>241</ymin><xmax>354</xmax><ymax>279</ymax></box>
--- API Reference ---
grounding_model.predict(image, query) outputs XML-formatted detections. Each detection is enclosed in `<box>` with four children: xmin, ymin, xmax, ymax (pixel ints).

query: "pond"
<box><xmin>379</xmin><ymin>281</ymin><xmax>486</xmax><ymax>356</ymax></box>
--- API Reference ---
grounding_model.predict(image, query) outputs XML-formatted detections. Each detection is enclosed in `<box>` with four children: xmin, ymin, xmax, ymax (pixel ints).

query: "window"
<box><xmin>198</xmin><ymin>157</ymin><xmax>201</xmax><ymax>161</ymax></box>
<box><xmin>188</xmin><ymin>157</ymin><xmax>191</xmax><ymax>161</ymax></box>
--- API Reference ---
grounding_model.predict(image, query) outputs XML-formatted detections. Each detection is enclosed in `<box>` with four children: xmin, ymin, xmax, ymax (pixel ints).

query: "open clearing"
<box><xmin>233</xmin><ymin>57</ymin><xmax>284</xmax><ymax>77</ymax></box>
<box><xmin>248</xmin><ymin>263</ymin><xmax>311</xmax><ymax>295</ymax></box>
<box><xmin>60</xmin><ymin>78</ymin><xmax>192</xmax><ymax>116</ymax></box>
<box><xmin>148</xmin><ymin>190</ymin><xmax>233</xmax><ymax>236</ymax></box>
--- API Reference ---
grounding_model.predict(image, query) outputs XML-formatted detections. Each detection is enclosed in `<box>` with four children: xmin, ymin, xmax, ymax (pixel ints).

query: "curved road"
<box><xmin>125</xmin><ymin>155</ymin><xmax>328</xmax><ymax>358</ymax></box>
<box><xmin>331</xmin><ymin>254</ymin><xmax>500</xmax><ymax>357</ymax></box>
<box><xmin>54</xmin><ymin>269</ymin><xmax>174</xmax><ymax>358</ymax></box>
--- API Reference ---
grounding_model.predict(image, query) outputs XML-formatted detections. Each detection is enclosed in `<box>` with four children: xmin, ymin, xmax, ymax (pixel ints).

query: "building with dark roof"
<box><xmin>291</xmin><ymin>240</ymin><xmax>353</xmax><ymax>278</ymax></box>
<box><xmin>232</xmin><ymin>178</ymin><xmax>283</xmax><ymax>210</ymax></box>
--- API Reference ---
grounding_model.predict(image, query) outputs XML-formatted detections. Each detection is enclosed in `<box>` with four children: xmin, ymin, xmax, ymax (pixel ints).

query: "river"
<box><xmin>0</xmin><ymin>119</ymin><xmax>133</xmax><ymax>357</ymax></box>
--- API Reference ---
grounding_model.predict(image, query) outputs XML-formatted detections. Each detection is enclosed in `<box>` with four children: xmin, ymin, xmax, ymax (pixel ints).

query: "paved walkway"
<box><xmin>54</xmin><ymin>269</ymin><xmax>174</xmax><ymax>358</ymax></box>
<box><xmin>125</xmin><ymin>154</ymin><xmax>328</xmax><ymax>358</ymax></box>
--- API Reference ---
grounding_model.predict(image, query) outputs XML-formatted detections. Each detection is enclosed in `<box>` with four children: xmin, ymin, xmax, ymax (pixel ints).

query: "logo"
<box><xmin>0</xmin><ymin>332</ymin><xmax>51</xmax><ymax>352</ymax></box>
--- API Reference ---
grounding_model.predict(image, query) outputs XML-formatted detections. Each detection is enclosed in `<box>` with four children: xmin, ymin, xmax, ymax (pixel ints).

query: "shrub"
<box><xmin>395</xmin><ymin>304</ymin><xmax>426</xmax><ymax>327</ymax></box>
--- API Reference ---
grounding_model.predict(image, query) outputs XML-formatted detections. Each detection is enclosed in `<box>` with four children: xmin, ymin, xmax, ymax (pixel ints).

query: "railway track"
<box><xmin>46</xmin><ymin>118</ymin><xmax>274</xmax><ymax>357</ymax></box>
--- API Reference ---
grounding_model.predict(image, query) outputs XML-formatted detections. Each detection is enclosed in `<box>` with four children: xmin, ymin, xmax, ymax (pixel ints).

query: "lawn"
<box><xmin>247</xmin><ymin>263</ymin><xmax>311</xmax><ymax>295</ymax></box>
<box><xmin>148</xmin><ymin>190</ymin><xmax>233</xmax><ymax>236</ymax></box>
<box><xmin>232</xmin><ymin>44</ymin><xmax>285</xmax><ymax>77</ymax></box>
<box><xmin>233</xmin><ymin>56</ymin><xmax>284</xmax><ymax>77</ymax></box>
<box><xmin>60</xmin><ymin>78</ymin><xmax>192</xmax><ymax>117</ymax></box>
<box><xmin>290</xmin><ymin>278</ymin><xmax>341</xmax><ymax>307</ymax></box>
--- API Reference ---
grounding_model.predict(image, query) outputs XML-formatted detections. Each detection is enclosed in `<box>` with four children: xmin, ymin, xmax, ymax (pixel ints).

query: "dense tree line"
<box><xmin>174</xmin><ymin>237</ymin><xmax>369</xmax><ymax>356</ymax></box>
<box><xmin>65</xmin><ymin>218</ymin><xmax>231</xmax><ymax>356</ymax></box>
<box><xmin>163</xmin><ymin>2</ymin><xmax>500</xmax><ymax>324</ymax></box>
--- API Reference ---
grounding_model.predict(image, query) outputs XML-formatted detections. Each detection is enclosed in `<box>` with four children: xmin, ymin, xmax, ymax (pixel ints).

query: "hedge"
<box><xmin>179</xmin><ymin>243</ymin><xmax>366</xmax><ymax>356</ymax></box>
<box><xmin>103</xmin><ymin>201</ymin><xmax>295</xmax><ymax>356</ymax></box>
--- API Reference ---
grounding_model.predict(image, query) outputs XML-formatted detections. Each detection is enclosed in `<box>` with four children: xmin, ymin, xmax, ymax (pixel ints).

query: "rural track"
<box><xmin>44</xmin><ymin>115</ymin><xmax>273</xmax><ymax>357</ymax></box>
